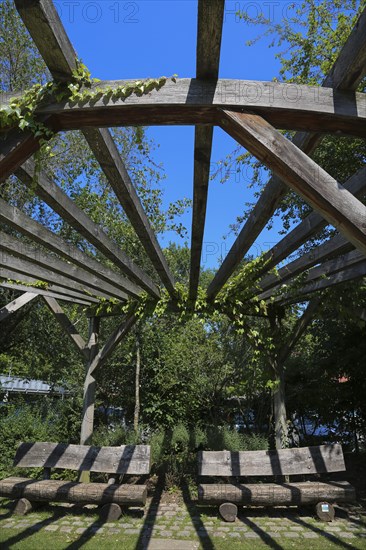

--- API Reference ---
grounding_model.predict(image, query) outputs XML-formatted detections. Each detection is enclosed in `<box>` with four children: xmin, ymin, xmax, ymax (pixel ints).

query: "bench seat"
<box><xmin>199</xmin><ymin>480</ymin><xmax>355</xmax><ymax>506</ymax></box>
<box><xmin>0</xmin><ymin>477</ymin><xmax>147</xmax><ymax>505</ymax></box>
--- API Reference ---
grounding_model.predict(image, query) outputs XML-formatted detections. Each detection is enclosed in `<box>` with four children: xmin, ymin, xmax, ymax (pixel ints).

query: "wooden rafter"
<box><xmin>276</xmin><ymin>261</ymin><xmax>366</xmax><ymax>305</ymax></box>
<box><xmin>0</xmin><ymin>231</ymin><xmax>128</xmax><ymax>301</ymax></box>
<box><xmin>189</xmin><ymin>0</ymin><xmax>225</xmax><ymax>302</ymax></box>
<box><xmin>0</xmin><ymin>197</ymin><xmax>143</xmax><ymax>300</ymax></box>
<box><xmin>255</xmin><ymin>233</ymin><xmax>354</xmax><ymax>296</ymax></box>
<box><xmin>219</xmin><ymin>111</ymin><xmax>366</xmax><ymax>256</ymax></box>
<box><xmin>206</xmin><ymin>7</ymin><xmax>366</xmax><ymax>300</ymax></box>
<box><xmin>15</xmin><ymin>161</ymin><xmax>159</xmax><ymax>298</ymax></box>
<box><xmin>14</xmin><ymin>0</ymin><xmax>175</xmax><ymax>297</ymax></box>
<box><xmin>43</xmin><ymin>297</ymin><xmax>88</xmax><ymax>359</ymax></box>
<box><xmin>0</xmin><ymin>292</ymin><xmax>38</xmax><ymax>323</ymax></box>
<box><xmin>260</xmin><ymin>250</ymin><xmax>365</xmax><ymax>302</ymax></box>
<box><xmin>0</xmin><ymin>267</ymin><xmax>99</xmax><ymax>305</ymax></box>
<box><xmin>249</xmin><ymin>165</ymin><xmax>366</xmax><ymax>286</ymax></box>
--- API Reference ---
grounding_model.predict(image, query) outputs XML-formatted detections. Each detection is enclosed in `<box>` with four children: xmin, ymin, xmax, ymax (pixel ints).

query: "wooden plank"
<box><xmin>0</xmin><ymin>477</ymin><xmax>147</xmax><ymax>505</ymax></box>
<box><xmin>259</xmin><ymin>250</ymin><xmax>365</xmax><ymax>301</ymax></box>
<box><xmin>82</xmin><ymin>128</ymin><xmax>175</xmax><ymax>296</ymax></box>
<box><xmin>0</xmin><ymin>232</ymin><xmax>127</xmax><ymax>301</ymax></box>
<box><xmin>277</xmin><ymin>261</ymin><xmax>366</xmax><ymax>305</ymax></box>
<box><xmin>250</xmin><ymin>165</ymin><xmax>366</xmax><ymax>287</ymax></box>
<box><xmin>0</xmin><ymin>250</ymin><xmax>113</xmax><ymax>302</ymax></box>
<box><xmin>0</xmin><ymin>198</ymin><xmax>142</xmax><ymax>299</ymax></box>
<box><xmin>13</xmin><ymin>442</ymin><xmax>151</xmax><ymax>475</ymax></box>
<box><xmin>0</xmin><ymin>292</ymin><xmax>37</xmax><ymax>323</ymax></box>
<box><xmin>198</xmin><ymin>444</ymin><xmax>345</xmax><ymax>477</ymax></box>
<box><xmin>89</xmin><ymin>311</ymin><xmax>138</xmax><ymax>376</ymax></box>
<box><xmin>256</xmin><ymin>233</ymin><xmax>353</xmax><ymax>295</ymax></box>
<box><xmin>13</xmin><ymin>79</ymin><xmax>365</xmax><ymax>136</ymax></box>
<box><xmin>0</xmin><ymin>281</ymin><xmax>94</xmax><ymax>306</ymax></box>
<box><xmin>189</xmin><ymin>0</ymin><xmax>224</xmax><ymax>301</ymax></box>
<box><xmin>43</xmin><ymin>297</ymin><xmax>88</xmax><ymax>359</ymax></box>
<box><xmin>206</xmin><ymin>10</ymin><xmax>366</xmax><ymax>300</ymax></box>
<box><xmin>0</xmin><ymin>129</ymin><xmax>42</xmax><ymax>183</ymax></box>
<box><xmin>15</xmin><ymin>161</ymin><xmax>159</xmax><ymax>298</ymax></box>
<box><xmin>198</xmin><ymin>481</ymin><xmax>355</xmax><ymax>506</ymax></box>
<box><xmin>219</xmin><ymin>111</ymin><xmax>366</xmax><ymax>256</ymax></box>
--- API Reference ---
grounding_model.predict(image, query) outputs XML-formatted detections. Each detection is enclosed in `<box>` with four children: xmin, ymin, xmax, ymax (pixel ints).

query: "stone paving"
<box><xmin>1</xmin><ymin>500</ymin><xmax>366</xmax><ymax>548</ymax></box>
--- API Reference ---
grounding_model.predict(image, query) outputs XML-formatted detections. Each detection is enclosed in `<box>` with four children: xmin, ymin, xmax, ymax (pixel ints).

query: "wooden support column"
<box><xmin>268</xmin><ymin>309</ymin><xmax>288</xmax><ymax>450</ymax></box>
<box><xmin>79</xmin><ymin>316</ymin><xmax>100</xmax><ymax>482</ymax></box>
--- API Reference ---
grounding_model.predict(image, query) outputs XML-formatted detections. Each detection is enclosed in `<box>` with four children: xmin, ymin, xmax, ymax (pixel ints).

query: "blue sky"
<box><xmin>57</xmin><ymin>1</ymin><xmax>293</xmax><ymax>269</ymax></box>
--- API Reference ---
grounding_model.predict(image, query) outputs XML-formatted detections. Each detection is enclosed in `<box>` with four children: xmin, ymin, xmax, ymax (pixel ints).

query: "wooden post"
<box><xmin>268</xmin><ymin>309</ymin><xmax>288</xmax><ymax>450</ymax></box>
<box><xmin>79</xmin><ymin>316</ymin><xmax>100</xmax><ymax>482</ymax></box>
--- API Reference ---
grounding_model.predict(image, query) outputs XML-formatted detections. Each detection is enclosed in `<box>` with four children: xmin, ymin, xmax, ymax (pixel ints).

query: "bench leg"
<box><xmin>315</xmin><ymin>502</ymin><xmax>335</xmax><ymax>522</ymax></box>
<box><xmin>100</xmin><ymin>503</ymin><xmax>122</xmax><ymax>522</ymax></box>
<box><xmin>219</xmin><ymin>502</ymin><xmax>238</xmax><ymax>522</ymax></box>
<box><xmin>12</xmin><ymin>498</ymin><xmax>37</xmax><ymax>516</ymax></box>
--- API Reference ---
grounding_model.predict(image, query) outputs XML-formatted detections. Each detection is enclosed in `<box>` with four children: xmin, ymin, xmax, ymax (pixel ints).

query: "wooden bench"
<box><xmin>0</xmin><ymin>442</ymin><xmax>151</xmax><ymax>521</ymax></box>
<box><xmin>198</xmin><ymin>444</ymin><xmax>355</xmax><ymax>522</ymax></box>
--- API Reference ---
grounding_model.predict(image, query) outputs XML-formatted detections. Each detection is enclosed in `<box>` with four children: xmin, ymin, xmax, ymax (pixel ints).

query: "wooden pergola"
<box><xmin>1</xmin><ymin>1</ymin><xmax>365</xmax><ymax>449</ymax></box>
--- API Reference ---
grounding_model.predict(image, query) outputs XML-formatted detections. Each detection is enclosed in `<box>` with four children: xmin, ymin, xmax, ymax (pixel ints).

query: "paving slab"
<box><xmin>144</xmin><ymin>540</ymin><xmax>200</xmax><ymax>550</ymax></box>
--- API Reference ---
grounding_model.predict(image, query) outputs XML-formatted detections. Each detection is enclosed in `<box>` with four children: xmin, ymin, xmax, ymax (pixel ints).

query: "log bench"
<box><xmin>0</xmin><ymin>442</ymin><xmax>151</xmax><ymax>521</ymax></box>
<box><xmin>198</xmin><ymin>444</ymin><xmax>355</xmax><ymax>522</ymax></box>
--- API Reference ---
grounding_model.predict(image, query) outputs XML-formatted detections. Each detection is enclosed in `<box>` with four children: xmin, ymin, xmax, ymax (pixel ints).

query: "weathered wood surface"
<box><xmin>256</xmin><ymin>233</ymin><xmax>353</xmax><ymax>295</ymax></box>
<box><xmin>220</xmin><ymin>111</ymin><xmax>366</xmax><ymax>257</ymax></box>
<box><xmin>219</xmin><ymin>502</ymin><xmax>237</xmax><ymax>522</ymax></box>
<box><xmin>198</xmin><ymin>445</ymin><xmax>345</xmax><ymax>477</ymax></box>
<box><xmin>0</xmin><ymin>292</ymin><xmax>38</xmax><ymax>323</ymax></box>
<box><xmin>5</xmin><ymin>79</ymin><xmax>363</xmax><ymax>136</ymax></box>
<box><xmin>100</xmin><ymin>503</ymin><xmax>122</xmax><ymax>522</ymax></box>
<box><xmin>82</xmin><ymin>128</ymin><xmax>175</xmax><ymax>297</ymax></box>
<box><xmin>206</xmin><ymin>8</ymin><xmax>366</xmax><ymax>300</ymax></box>
<box><xmin>0</xmin><ymin>197</ymin><xmax>140</xmax><ymax>300</ymax></box>
<box><xmin>277</xmin><ymin>261</ymin><xmax>366</xmax><ymax>305</ymax></box>
<box><xmin>15</xmin><ymin>161</ymin><xmax>158</xmax><ymax>298</ymax></box>
<box><xmin>189</xmin><ymin>0</ymin><xmax>225</xmax><ymax>302</ymax></box>
<box><xmin>249</xmin><ymin>165</ymin><xmax>366</xmax><ymax>291</ymax></box>
<box><xmin>198</xmin><ymin>481</ymin><xmax>355</xmax><ymax>506</ymax></box>
<box><xmin>13</xmin><ymin>2</ymin><xmax>172</xmax><ymax>297</ymax></box>
<box><xmin>316</xmin><ymin>501</ymin><xmax>336</xmax><ymax>522</ymax></box>
<box><xmin>43</xmin><ymin>297</ymin><xmax>88</xmax><ymax>359</ymax></box>
<box><xmin>0</xmin><ymin>273</ymin><xmax>97</xmax><ymax>306</ymax></box>
<box><xmin>260</xmin><ymin>250</ymin><xmax>365</xmax><ymax>301</ymax></box>
<box><xmin>12</xmin><ymin>497</ymin><xmax>35</xmax><ymax>516</ymax></box>
<box><xmin>80</xmin><ymin>317</ymin><xmax>100</xmax><ymax>452</ymax></box>
<box><xmin>0</xmin><ymin>477</ymin><xmax>147</xmax><ymax>505</ymax></box>
<box><xmin>0</xmin><ymin>244</ymin><xmax>120</xmax><ymax>302</ymax></box>
<box><xmin>0</xmin><ymin>128</ymin><xmax>44</xmax><ymax>183</ymax></box>
<box><xmin>13</xmin><ymin>443</ymin><xmax>151</xmax><ymax>475</ymax></box>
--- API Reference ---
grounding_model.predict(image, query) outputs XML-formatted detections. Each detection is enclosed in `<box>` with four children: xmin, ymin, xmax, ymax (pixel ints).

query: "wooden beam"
<box><xmin>189</xmin><ymin>0</ymin><xmax>225</xmax><ymax>302</ymax></box>
<box><xmin>0</xmin><ymin>249</ymin><xmax>114</xmax><ymax>302</ymax></box>
<box><xmin>219</xmin><ymin>111</ymin><xmax>366</xmax><ymax>256</ymax></box>
<box><xmin>14</xmin><ymin>1</ymin><xmax>172</xmax><ymax>296</ymax></box>
<box><xmin>15</xmin><ymin>161</ymin><xmax>159</xmax><ymax>297</ymax></box>
<box><xmin>250</xmin><ymin>165</ymin><xmax>366</xmax><ymax>285</ymax></box>
<box><xmin>0</xmin><ymin>128</ymin><xmax>42</xmax><ymax>183</ymax></box>
<box><xmin>43</xmin><ymin>297</ymin><xmax>88</xmax><ymax>359</ymax></box>
<box><xmin>0</xmin><ymin>292</ymin><xmax>38</xmax><ymax>323</ymax></box>
<box><xmin>0</xmin><ymin>267</ymin><xmax>98</xmax><ymax>304</ymax></box>
<box><xmin>0</xmin><ymin>231</ymin><xmax>127</xmax><ymax>301</ymax></box>
<box><xmin>277</xmin><ymin>262</ymin><xmax>366</xmax><ymax>305</ymax></box>
<box><xmin>0</xmin><ymin>281</ymin><xmax>94</xmax><ymax>306</ymax></box>
<box><xmin>261</xmin><ymin>250</ymin><xmax>365</xmax><ymax>302</ymax></box>
<box><xmin>256</xmin><ymin>234</ymin><xmax>354</xmax><ymax>296</ymax></box>
<box><xmin>89</xmin><ymin>311</ymin><xmax>138</xmax><ymax>376</ymax></box>
<box><xmin>5</xmin><ymin>79</ymin><xmax>363</xmax><ymax>136</ymax></box>
<box><xmin>0</xmin><ymin>198</ymin><xmax>142</xmax><ymax>300</ymax></box>
<box><xmin>82</xmin><ymin>128</ymin><xmax>175</xmax><ymax>296</ymax></box>
<box><xmin>206</xmin><ymin>10</ymin><xmax>366</xmax><ymax>300</ymax></box>
<box><xmin>80</xmin><ymin>316</ymin><xmax>100</xmax><ymax>452</ymax></box>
